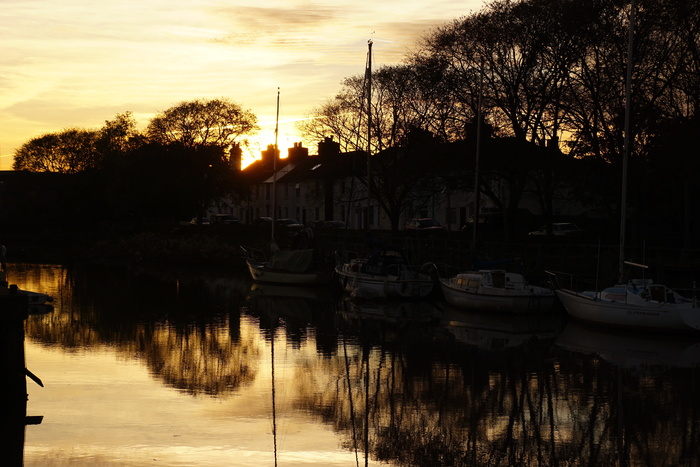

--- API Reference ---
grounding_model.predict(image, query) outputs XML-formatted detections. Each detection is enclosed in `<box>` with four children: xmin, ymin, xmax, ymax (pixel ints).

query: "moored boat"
<box><xmin>439</xmin><ymin>269</ymin><xmax>554</xmax><ymax>313</ymax></box>
<box><xmin>334</xmin><ymin>247</ymin><xmax>435</xmax><ymax>299</ymax></box>
<box><xmin>241</xmin><ymin>246</ymin><xmax>335</xmax><ymax>285</ymax></box>
<box><xmin>546</xmin><ymin>3</ymin><xmax>700</xmax><ymax>335</ymax></box>
<box><xmin>548</xmin><ymin>272</ymin><xmax>700</xmax><ymax>334</ymax></box>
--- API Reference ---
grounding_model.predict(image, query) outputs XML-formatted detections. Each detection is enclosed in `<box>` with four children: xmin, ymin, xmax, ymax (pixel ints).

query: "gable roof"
<box><xmin>275</xmin><ymin>150</ymin><xmax>367</xmax><ymax>184</ymax></box>
<box><xmin>241</xmin><ymin>157</ymin><xmax>291</xmax><ymax>184</ymax></box>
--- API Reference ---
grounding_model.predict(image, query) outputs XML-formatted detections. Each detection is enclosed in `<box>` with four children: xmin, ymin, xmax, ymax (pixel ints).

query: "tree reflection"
<box><xmin>17</xmin><ymin>263</ymin><xmax>700</xmax><ymax>465</ymax></box>
<box><xmin>24</xmin><ymin>264</ymin><xmax>261</xmax><ymax>396</ymax></box>
<box><xmin>294</xmin><ymin>306</ymin><xmax>700</xmax><ymax>466</ymax></box>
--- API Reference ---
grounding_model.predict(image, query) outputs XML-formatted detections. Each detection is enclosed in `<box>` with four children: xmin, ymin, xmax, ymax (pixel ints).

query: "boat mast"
<box><xmin>619</xmin><ymin>0</ymin><xmax>635</xmax><ymax>283</ymax></box>
<box><xmin>272</xmin><ymin>88</ymin><xmax>280</xmax><ymax>244</ymax></box>
<box><xmin>365</xmin><ymin>39</ymin><xmax>373</xmax><ymax>233</ymax></box>
<box><xmin>471</xmin><ymin>60</ymin><xmax>484</xmax><ymax>253</ymax></box>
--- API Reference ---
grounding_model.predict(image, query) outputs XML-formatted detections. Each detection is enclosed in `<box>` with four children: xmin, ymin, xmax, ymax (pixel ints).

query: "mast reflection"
<box><xmin>18</xmin><ymin>263</ymin><xmax>700</xmax><ymax>466</ymax></box>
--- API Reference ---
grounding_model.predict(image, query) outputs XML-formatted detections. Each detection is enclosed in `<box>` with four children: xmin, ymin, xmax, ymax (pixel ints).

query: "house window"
<box><xmin>295</xmin><ymin>183</ymin><xmax>300</xmax><ymax>199</ymax></box>
<box><xmin>448</xmin><ymin>207</ymin><xmax>457</xmax><ymax>224</ymax></box>
<box><xmin>265</xmin><ymin>184</ymin><xmax>271</xmax><ymax>200</ymax></box>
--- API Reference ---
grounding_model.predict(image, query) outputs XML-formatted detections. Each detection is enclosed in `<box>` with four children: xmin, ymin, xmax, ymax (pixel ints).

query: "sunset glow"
<box><xmin>0</xmin><ymin>0</ymin><xmax>484</xmax><ymax>169</ymax></box>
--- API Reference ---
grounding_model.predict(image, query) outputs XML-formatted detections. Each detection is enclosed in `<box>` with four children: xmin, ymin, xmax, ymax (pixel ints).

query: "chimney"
<box><xmin>318</xmin><ymin>137</ymin><xmax>340</xmax><ymax>159</ymax></box>
<box><xmin>229</xmin><ymin>142</ymin><xmax>242</xmax><ymax>171</ymax></box>
<box><xmin>261</xmin><ymin>144</ymin><xmax>280</xmax><ymax>165</ymax></box>
<box><xmin>287</xmin><ymin>142</ymin><xmax>308</xmax><ymax>163</ymax></box>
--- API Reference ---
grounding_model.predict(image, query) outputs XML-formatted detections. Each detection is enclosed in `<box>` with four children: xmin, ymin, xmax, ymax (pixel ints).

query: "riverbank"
<box><xmin>3</xmin><ymin>220</ymin><xmax>700</xmax><ymax>288</ymax></box>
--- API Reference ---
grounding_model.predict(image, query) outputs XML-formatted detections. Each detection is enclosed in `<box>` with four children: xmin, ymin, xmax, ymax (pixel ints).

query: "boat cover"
<box><xmin>268</xmin><ymin>249</ymin><xmax>314</xmax><ymax>272</ymax></box>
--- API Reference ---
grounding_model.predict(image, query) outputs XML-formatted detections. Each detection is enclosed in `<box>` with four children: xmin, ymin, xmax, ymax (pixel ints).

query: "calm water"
<box><xmin>9</xmin><ymin>262</ymin><xmax>700</xmax><ymax>466</ymax></box>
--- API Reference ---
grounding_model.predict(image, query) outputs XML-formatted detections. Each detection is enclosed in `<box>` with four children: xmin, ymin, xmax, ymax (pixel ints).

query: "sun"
<box><xmin>241</xmin><ymin>115</ymin><xmax>310</xmax><ymax>169</ymax></box>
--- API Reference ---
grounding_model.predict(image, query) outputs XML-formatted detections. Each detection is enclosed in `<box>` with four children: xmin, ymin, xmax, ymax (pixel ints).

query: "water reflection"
<box><xmin>440</xmin><ymin>305</ymin><xmax>561</xmax><ymax>351</ymax></box>
<box><xmin>12</xmin><ymin>263</ymin><xmax>700</xmax><ymax>466</ymax></box>
<box><xmin>24</xmin><ymin>264</ymin><xmax>256</xmax><ymax>397</ymax></box>
<box><xmin>557</xmin><ymin>320</ymin><xmax>700</xmax><ymax>370</ymax></box>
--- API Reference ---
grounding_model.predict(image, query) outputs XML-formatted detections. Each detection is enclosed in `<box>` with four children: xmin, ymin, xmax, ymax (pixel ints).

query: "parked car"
<box><xmin>405</xmin><ymin>218</ymin><xmax>447</xmax><ymax>231</ymax></box>
<box><xmin>189</xmin><ymin>217</ymin><xmax>211</xmax><ymax>225</ymax></box>
<box><xmin>528</xmin><ymin>222</ymin><xmax>585</xmax><ymax>236</ymax></box>
<box><xmin>211</xmin><ymin>214</ymin><xmax>239</xmax><ymax>225</ymax></box>
<box><xmin>322</xmin><ymin>220</ymin><xmax>346</xmax><ymax>229</ymax></box>
<box><xmin>276</xmin><ymin>218</ymin><xmax>304</xmax><ymax>230</ymax></box>
<box><xmin>252</xmin><ymin>217</ymin><xmax>273</xmax><ymax>226</ymax></box>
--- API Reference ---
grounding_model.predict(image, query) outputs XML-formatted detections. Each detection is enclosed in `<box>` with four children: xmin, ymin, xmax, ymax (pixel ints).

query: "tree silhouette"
<box><xmin>13</xmin><ymin>128</ymin><xmax>99</xmax><ymax>173</ymax></box>
<box><xmin>146</xmin><ymin>98</ymin><xmax>258</xmax><ymax>149</ymax></box>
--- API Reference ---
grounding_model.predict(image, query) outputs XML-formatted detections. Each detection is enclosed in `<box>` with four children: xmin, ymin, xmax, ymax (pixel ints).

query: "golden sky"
<box><xmin>0</xmin><ymin>0</ymin><xmax>484</xmax><ymax>170</ymax></box>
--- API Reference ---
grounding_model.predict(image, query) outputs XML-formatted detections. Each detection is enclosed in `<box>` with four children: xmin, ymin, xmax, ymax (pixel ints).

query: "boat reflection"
<box><xmin>440</xmin><ymin>305</ymin><xmax>561</xmax><ymax>352</ymax></box>
<box><xmin>557</xmin><ymin>319</ymin><xmax>700</xmax><ymax>369</ymax></box>
<box><xmin>248</xmin><ymin>282</ymin><xmax>338</xmax><ymax>302</ymax></box>
<box><xmin>337</xmin><ymin>296</ymin><xmax>442</xmax><ymax>324</ymax></box>
<box><xmin>17</xmin><ymin>263</ymin><xmax>700</xmax><ymax>466</ymax></box>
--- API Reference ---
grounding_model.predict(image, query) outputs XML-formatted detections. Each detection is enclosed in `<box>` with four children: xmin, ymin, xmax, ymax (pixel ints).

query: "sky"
<box><xmin>0</xmin><ymin>0</ymin><xmax>485</xmax><ymax>170</ymax></box>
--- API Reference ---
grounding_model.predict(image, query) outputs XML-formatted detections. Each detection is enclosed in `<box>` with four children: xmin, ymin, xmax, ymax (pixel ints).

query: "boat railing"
<box><xmin>240</xmin><ymin>246</ymin><xmax>267</xmax><ymax>262</ymax></box>
<box><xmin>334</xmin><ymin>249</ymin><xmax>359</xmax><ymax>266</ymax></box>
<box><xmin>669</xmin><ymin>284</ymin><xmax>699</xmax><ymax>302</ymax></box>
<box><xmin>429</xmin><ymin>263</ymin><xmax>461</xmax><ymax>280</ymax></box>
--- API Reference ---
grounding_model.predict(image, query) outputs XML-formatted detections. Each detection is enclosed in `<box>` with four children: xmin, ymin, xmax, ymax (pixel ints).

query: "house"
<box><xmin>240</xmin><ymin>138</ymin><xmax>378</xmax><ymax>228</ymax></box>
<box><xmin>236</xmin><ymin>135</ymin><xmax>602</xmax><ymax>234</ymax></box>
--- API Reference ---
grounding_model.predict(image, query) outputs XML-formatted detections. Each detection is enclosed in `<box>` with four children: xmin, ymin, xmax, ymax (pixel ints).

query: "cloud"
<box><xmin>215</xmin><ymin>5</ymin><xmax>337</xmax><ymax>28</ymax></box>
<box><xmin>0</xmin><ymin>0</ymin><xmax>484</xmax><ymax>168</ymax></box>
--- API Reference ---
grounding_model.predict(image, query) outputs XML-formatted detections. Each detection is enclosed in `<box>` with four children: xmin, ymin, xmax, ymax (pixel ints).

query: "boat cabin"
<box><xmin>455</xmin><ymin>270</ymin><xmax>527</xmax><ymax>292</ymax></box>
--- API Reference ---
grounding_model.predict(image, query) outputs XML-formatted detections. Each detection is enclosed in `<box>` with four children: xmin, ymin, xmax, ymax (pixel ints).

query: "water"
<box><xmin>8</xmin><ymin>263</ymin><xmax>700</xmax><ymax>466</ymax></box>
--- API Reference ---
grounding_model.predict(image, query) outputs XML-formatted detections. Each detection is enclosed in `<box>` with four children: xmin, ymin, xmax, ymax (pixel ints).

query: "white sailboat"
<box><xmin>437</xmin><ymin>58</ymin><xmax>553</xmax><ymax>313</ymax></box>
<box><xmin>552</xmin><ymin>273</ymin><xmax>700</xmax><ymax>333</ymax></box>
<box><xmin>549</xmin><ymin>1</ymin><xmax>700</xmax><ymax>334</ymax></box>
<box><xmin>440</xmin><ymin>269</ymin><xmax>554</xmax><ymax>313</ymax></box>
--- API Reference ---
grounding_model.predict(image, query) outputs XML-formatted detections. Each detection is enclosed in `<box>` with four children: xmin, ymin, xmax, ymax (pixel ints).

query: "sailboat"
<box><xmin>243</xmin><ymin>245</ymin><xmax>335</xmax><ymax>285</ymax></box>
<box><xmin>242</xmin><ymin>90</ymin><xmax>335</xmax><ymax>285</ymax></box>
<box><xmin>550</xmin><ymin>268</ymin><xmax>700</xmax><ymax>333</ymax></box>
<box><xmin>335</xmin><ymin>244</ymin><xmax>436</xmax><ymax>299</ymax></box>
<box><xmin>333</xmin><ymin>40</ymin><xmax>435</xmax><ymax>299</ymax></box>
<box><xmin>436</xmin><ymin>58</ymin><xmax>554</xmax><ymax>313</ymax></box>
<box><xmin>440</xmin><ymin>268</ymin><xmax>555</xmax><ymax>313</ymax></box>
<box><xmin>548</xmin><ymin>1</ymin><xmax>700</xmax><ymax>334</ymax></box>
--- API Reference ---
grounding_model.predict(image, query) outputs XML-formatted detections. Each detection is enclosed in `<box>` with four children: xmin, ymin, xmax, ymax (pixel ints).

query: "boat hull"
<box><xmin>246</xmin><ymin>260</ymin><xmax>334</xmax><ymax>285</ymax></box>
<box><xmin>335</xmin><ymin>265</ymin><xmax>434</xmax><ymax>299</ymax></box>
<box><xmin>555</xmin><ymin>289</ymin><xmax>700</xmax><ymax>334</ymax></box>
<box><xmin>440</xmin><ymin>279</ymin><xmax>554</xmax><ymax>314</ymax></box>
